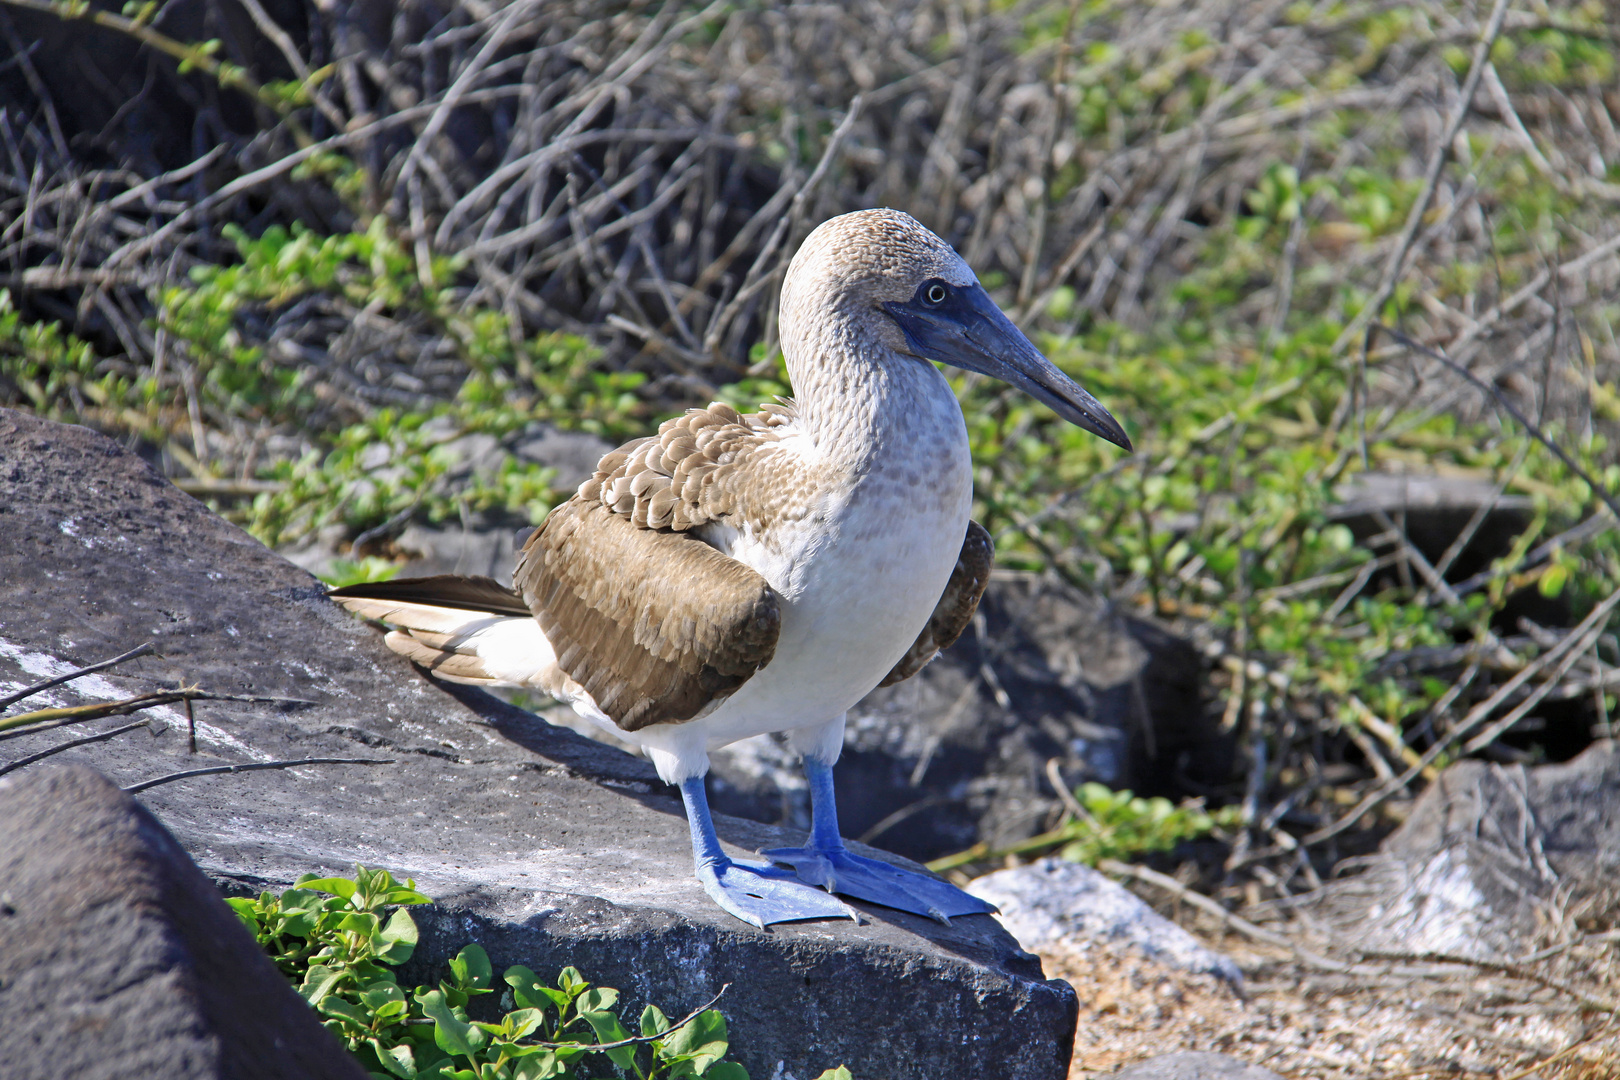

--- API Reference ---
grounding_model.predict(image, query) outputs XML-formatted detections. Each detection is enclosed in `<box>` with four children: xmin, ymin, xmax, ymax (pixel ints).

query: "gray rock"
<box><xmin>511</xmin><ymin>423</ymin><xmax>616</xmax><ymax>492</ymax></box>
<box><xmin>1109</xmin><ymin>1052</ymin><xmax>1284</xmax><ymax>1080</ymax></box>
<box><xmin>1305</xmin><ymin>741</ymin><xmax>1620</xmax><ymax>959</ymax></box>
<box><xmin>966</xmin><ymin>859</ymin><xmax>1242</xmax><ymax>987</ymax></box>
<box><xmin>436</xmin><ymin>432</ymin><xmax>504</xmax><ymax>479</ymax></box>
<box><xmin>0</xmin><ymin>763</ymin><xmax>367</xmax><ymax>1080</ymax></box>
<box><xmin>708</xmin><ymin>574</ymin><xmax>1222</xmax><ymax>862</ymax></box>
<box><xmin>1332</xmin><ymin>471</ymin><xmax>1534</xmax><ymax>518</ymax></box>
<box><xmin>0</xmin><ymin>409</ymin><xmax>1077</xmax><ymax>1079</ymax></box>
<box><xmin>394</xmin><ymin>522</ymin><xmax>524</xmax><ymax>584</ymax></box>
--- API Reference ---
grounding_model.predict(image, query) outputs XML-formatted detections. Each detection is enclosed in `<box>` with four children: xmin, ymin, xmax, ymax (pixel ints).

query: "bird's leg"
<box><xmin>678</xmin><ymin>777</ymin><xmax>859</xmax><ymax>929</ymax></box>
<box><xmin>763</xmin><ymin>757</ymin><xmax>997</xmax><ymax>924</ymax></box>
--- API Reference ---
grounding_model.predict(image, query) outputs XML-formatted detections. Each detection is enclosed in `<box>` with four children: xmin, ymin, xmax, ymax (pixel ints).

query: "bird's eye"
<box><xmin>925</xmin><ymin>283</ymin><xmax>948</xmax><ymax>305</ymax></box>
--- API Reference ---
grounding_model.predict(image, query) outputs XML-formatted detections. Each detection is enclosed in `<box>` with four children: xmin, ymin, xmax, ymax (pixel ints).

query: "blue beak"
<box><xmin>883</xmin><ymin>281</ymin><xmax>1131</xmax><ymax>451</ymax></box>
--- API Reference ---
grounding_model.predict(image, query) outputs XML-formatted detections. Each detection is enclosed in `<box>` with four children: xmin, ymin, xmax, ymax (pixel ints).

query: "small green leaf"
<box><xmin>299</xmin><ymin>876</ymin><xmax>360</xmax><ymax>901</ymax></box>
<box><xmin>575</xmin><ymin>986</ymin><xmax>618</xmax><ymax>1013</ymax></box>
<box><xmin>438</xmin><ymin>981</ymin><xmax>470</xmax><ymax>1010</ymax></box>
<box><xmin>361</xmin><ymin>980</ymin><xmax>406</xmax><ymax>1010</ymax></box>
<box><xmin>502</xmin><ymin>1008</ymin><xmax>545</xmax><ymax>1041</ymax></box>
<box><xmin>504</xmin><ymin>966</ymin><xmax>568</xmax><ymax>1012</ymax></box>
<box><xmin>554</xmin><ymin>967</ymin><xmax>587</xmax><ymax>998</ymax></box>
<box><xmin>449</xmin><ymin>944</ymin><xmax>493</xmax><ymax>993</ymax></box>
<box><xmin>417</xmin><ymin>988</ymin><xmax>484</xmax><ymax>1060</ymax></box>
<box><xmin>812</xmin><ymin>1069</ymin><xmax>853</xmax><ymax>1080</ymax></box>
<box><xmin>640</xmin><ymin>1003</ymin><xmax>670</xmax><ymax>1038</ymax></box>
<box><xmin>300</xmin><ymin>964</ymin><xmax>344</xmax><ymax>1007</ymax></box>
<box><xmin>337</xmin><ymin>911</ymin><xmax>382</xmax><ymax>936</ymax></box>
<box><xmin>318</xmin><ymin>995</ymin><xmax>366</xmax><ymax>1025</ymax></box>
<box><xmin>375</xmin><ymin>908</ymin><xmax>420</xmax><ymax>964</ymax></box>
<box><xmin>510</xmin><ymin>1050</ymin><xmax>565</xmax><ymax>1080</ymax></box>
<box><xmin>384</xmin><ymin>885</ymin><xmax>433</xmax><ymax>906</ymax></box>
<box><xmin>706</xmin><ymin>1064</ymin><xmax>750</xmax><ymax>1080</ymax></box>
<box><xmin>278</xmin><ymin>909</ymin><xmax>320</xmax><ymax>938</ymax></box>
<box><xmin>661</xmin><ymin>1009</ymin><xmax>726</xmax><ymax>1059</ymax></box>
<box><xmin>371</xmin><ymin>1038</ymin><xmax>418</xmax><ymax>1079</ymax></box>
<box><xmin>373</xmin><ymin>998</ymin><xmax>407</xmax><ymax>1019</ymax></box>
<box><xmin>581</xmin><ymin>1010</ymin><xmax>635</xmax><ymax>1069</ymax></box>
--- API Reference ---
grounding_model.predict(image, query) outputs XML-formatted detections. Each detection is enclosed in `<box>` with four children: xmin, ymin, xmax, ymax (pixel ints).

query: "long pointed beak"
<box><xmin>883</xmin><ymin>284</ymin><xmax>1132</xmax><ymax>451</ymax></box>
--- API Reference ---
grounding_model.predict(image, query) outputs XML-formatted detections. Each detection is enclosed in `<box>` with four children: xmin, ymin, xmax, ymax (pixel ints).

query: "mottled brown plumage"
<box><xmin>330</xmin><ymin>428</ymin><xmax>995</xmax><ymax>732</ymax></box>
<box><xmin>578</xmin><ymin>400</ymin><xmax>800</xmax><ymax>534</ymax></box>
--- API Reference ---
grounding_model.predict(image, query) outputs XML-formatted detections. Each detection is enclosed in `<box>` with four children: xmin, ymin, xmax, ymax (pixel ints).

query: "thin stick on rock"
<box><xmin>1099</xmin><ymin>857</ymin><xmax>1349</xmax><ymax>973</ymax></box>
<box><xmin>124</xmin><ymin>757</ymin><xmax>394</xmax><ymax>794</ymax></box>
<box><xmin>0</xmin><ymin>688</ymin><xmax>319</xmax><ymax>741</ymax></box>
<box><xmin>0</xmin><ymin>719</ymin><xmax>153</xmax><ymax>778</ymax></box>
<box><xmin>0</xmin><ymin>640</ymin><xmax>156</xmax><ymax>711</ymax></box>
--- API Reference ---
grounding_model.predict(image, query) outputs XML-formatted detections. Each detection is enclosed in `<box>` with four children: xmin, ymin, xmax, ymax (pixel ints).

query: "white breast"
<box><xmin>698</xmin><ymin>398</ymin><xmax>972</xmax><ymax>739</ymax></box>
<box><xmin>593</xmin><ymin>360</ymin><xmax>976</xmax><ymax>783</ymax></box>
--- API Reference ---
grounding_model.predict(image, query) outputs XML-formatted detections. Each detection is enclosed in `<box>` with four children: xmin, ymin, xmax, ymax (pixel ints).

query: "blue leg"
<box><xmin>680</xmin><ymin>777</ymin><xmax>859</xmax><ymax>929</ymax></box>
<box><xmin>763</xmin><ymin>759</ymin><xmax>997</xmax><ymax>924</ymax></box>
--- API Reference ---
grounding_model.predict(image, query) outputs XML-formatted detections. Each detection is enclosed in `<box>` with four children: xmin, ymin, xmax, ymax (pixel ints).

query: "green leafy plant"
<box><xmin>157</xmin><ymin>222</ymin><xmax>649</xmax><ymax>547</ymax></box>
<box><xmin>318</xmin><ymin>557</ymin><xmax>405</xmax><ymax>589</ymax></box>
<box><xmin>1053</xmin><ymin>784</ymin><xmax>1243</xmax><ymax>866</ymax></box>
<box><xmin>0</xmin><ymin>289</ymin><xmax>136</xmax><ymax>420</ymax></box>
<box><xmin>929</xmin><ymin>785</ymin><xmax>1240</xmax><ymax>873</ymax></box>
<box><xmin>228</xmin><ymin>867</ymin><xmax>852</xmax><ymax>1080</ymax></box>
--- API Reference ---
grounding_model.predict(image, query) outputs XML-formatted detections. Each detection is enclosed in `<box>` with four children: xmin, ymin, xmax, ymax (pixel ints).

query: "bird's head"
<box><xmin>781</xmin><ymin>208</ymin><xmax>1131</xmax><ymax>451</ymax></box>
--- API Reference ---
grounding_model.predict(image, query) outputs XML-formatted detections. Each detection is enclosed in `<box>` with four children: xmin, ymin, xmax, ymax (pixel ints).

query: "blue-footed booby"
<box><xmin>330</xmin><ymin>208</ymin><xmax>1130</xmax><ymax>928</ymax></box>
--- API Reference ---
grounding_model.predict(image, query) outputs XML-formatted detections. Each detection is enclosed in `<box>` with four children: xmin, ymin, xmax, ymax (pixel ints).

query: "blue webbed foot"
<box><xmin>697</xmin><ymin>857</ymin><xmax>862</xmax><ymax>929</ymax></box>
<box><xmin>762</xmin><ymin>844</ymin><xmax>996</xmax><ymax>924</ymax></box>
<box><xmin>766</xmin><ymin>755</ymin><xmax>997</xmax><ymax>923</ymax></box>
<box><xmin>678</xmin><ymin>775</ymin><xmax>859</xmax><ymax>928</ymax></box>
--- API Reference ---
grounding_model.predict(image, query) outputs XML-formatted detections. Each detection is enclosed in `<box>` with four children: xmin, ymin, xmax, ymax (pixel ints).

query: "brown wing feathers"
<box><xmin>878</xmin><ymin>520</ymin><xmax>994</xmax><ymax>688</ymax></box>
<box><xmin>515</xmin><ymin>498</ymin><xmax>781</xmax><ymax>731</ymax></box>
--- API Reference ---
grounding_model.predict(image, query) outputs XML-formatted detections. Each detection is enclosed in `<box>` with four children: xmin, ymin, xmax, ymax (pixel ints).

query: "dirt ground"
<box><xmin>1041</xmin><ymin>935</ymin><xmax>1620</xmax><ymax>1080</ymax></box>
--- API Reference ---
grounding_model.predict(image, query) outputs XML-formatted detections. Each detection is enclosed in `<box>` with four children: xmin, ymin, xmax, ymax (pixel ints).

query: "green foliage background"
<box><xmin>4</xmin><ymin>0</ymin><xmax>1619</xmax><ymax>868</ymax></box>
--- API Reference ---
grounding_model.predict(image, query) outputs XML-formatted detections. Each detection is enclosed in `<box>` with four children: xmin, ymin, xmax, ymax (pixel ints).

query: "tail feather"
<box><xmin>384</xmin><ymin>630</ymin><xmax>507</xmax><ymax>685</ymax></box>
<box><xmin>330</xmin><ymin>577</ymin><xmax>556</xmax><ymax>689</ymax></box>
<box><xmin>332</xmin><ymin>595</ymin><xmax>505</xmax><ymax>637</ymax></box>
<box><xmin>328</xmin><ymin>574</ymin><xmax>529</xmax><ymax>616</ymax></box>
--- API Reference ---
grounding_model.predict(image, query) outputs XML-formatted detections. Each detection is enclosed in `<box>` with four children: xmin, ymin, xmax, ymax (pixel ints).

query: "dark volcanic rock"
<box><xmin>1330</xmin><ymin>472</ymin><xmax>1534</xmax><ymax>586</ymax></box>
<box><xmin>1306</xmin><ymin>740</ymin><xmax>1620</xmax><ymax>959</ymax></box>
<box><xmin>0</xmin><ymin>763</ymin><xmax>366</xmax><ymax>1080</ymax></box>
<box><xmin>708</xmin><ymin>574</ymin><xmax>1221</xmax><ymax>862</ymax></box>
<box><xmin>0</xmin><ymin>409</ymin><xmax>1077</xmax><ymax>1079</ymax></box>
